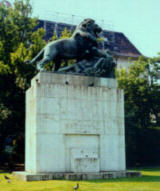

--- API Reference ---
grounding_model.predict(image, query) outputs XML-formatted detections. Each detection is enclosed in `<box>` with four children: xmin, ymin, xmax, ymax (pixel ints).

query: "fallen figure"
<box><xmin>58</xmin><ymin>51</ymin><xmax>116</xmax><ymax>78</ymax></box>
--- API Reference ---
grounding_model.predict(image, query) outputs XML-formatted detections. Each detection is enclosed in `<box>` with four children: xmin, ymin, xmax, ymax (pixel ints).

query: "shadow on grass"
<box><xmin>130</xmin><ymin>167</ymin><xmax>160</xmax><ymax>172</ymax></box>
<box><xmin>85</xmin><ymin>175</ymin><xmax>160</xmax><ymax>183</ymax></box>
<box><xmin>0</xmin><ymin>170</ymin><xmax>6</xmax><ymax>173</ymax></box>
<box><xmin>0</xmin><ymin>172</ymin><xmax>11</xmax><ymax>174</ymax></box>
<box><xmin>0</xmin><ymin>170</ymin><xmax>12</xmax><ymax>174</ymax></box>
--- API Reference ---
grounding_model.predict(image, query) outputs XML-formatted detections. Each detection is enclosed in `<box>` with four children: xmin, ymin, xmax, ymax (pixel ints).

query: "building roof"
<box><xmin>36</xmin><ymin>19</ymin><xmax>142</xmax><ymax>58</ymax></box>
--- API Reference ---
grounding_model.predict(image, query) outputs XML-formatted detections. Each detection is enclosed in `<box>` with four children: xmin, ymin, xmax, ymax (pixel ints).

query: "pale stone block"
<box><xmin>36</xmin><ymin>134</ymin><xmax>65</xmax><ymax>172</ymax></box>
<box><xmin>71</xmin><ymin>149</ymin><xmax>99</xmax><ymax>172</ymax></box>
<box><xmin>37</xmin><ymin>84</ymin><xmax>68</xmax><ymax>99</ymax></box>
<box><xmin>64</xmin><ymin>134</ymin><xmax>99</xmax><ymax>149</ymax></box>
<box><xmin>13</xmin><ymin>171</ymin><xmax>141</xmax><ymax>181</ymax></box>
<box><xmin>64</xmin><ymin>134</ymin><xmax>99</xmax><ymax>172</ymax></box>
<box><xmin>100</xmin><ymin>135</ymin><xmax>125</xmax><ymax>171</ymax></box>
<box><xmin>25</xmin><ymin>72</ymin><xmax>126</xmax><ymax>174</ymax></box>
<box><xmin>118</xmin><ymin>147</ymin><xmax>126</xmax><ymax>170</ymax></box>
<box><xmin>25</xmin><ymin>87</ymin><xmax>37</xmax><ymax>173</ymax></box>
<box><xmin>61</xmin><ymin>120</ymin><xmax>104</xmax><ymax>135</ymax></box>
<box><xmin>37</xmin><ymin>117</ymin><xmax>60</xmax><ymax>134</ymax></box>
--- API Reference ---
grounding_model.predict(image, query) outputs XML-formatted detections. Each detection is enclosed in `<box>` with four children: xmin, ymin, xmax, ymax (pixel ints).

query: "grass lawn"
<box><xmin>0</xmin><ymin>168</ymin><xmax>160</xmax><ymax>191</ymax></box>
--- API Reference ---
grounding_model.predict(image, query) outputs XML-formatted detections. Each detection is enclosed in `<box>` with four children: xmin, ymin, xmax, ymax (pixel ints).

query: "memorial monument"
<box><xmin>14</xmin><ymin>19</ymin><xmax>141</xmax><ymax>181</ymax></box>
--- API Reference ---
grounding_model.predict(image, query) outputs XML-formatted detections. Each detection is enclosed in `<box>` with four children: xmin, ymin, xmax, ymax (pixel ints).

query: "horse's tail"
<box><xmin>28</xmin><ymin>48</ymin><xmax>44</xmax><ymax>64</ymax></box>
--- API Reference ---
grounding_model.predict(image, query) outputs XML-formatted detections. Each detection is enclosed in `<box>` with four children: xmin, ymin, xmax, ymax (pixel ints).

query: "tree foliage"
<box><xmin>0</xmin><ymin>0</ymin><xmax>77</xmax><ymax>167</ymax></box>
<box><xmin>0</xmin><ymin>0</ymin><xmax>46</xmax><ymax>166</ymax></box>
<box><xmin>60</xmin><ymin>28</ymin><xmax>72</xmax><ymax>39</ymax></box>
<box><xmin>116</xmin><ymin>55</ymin><xmax>160</xmax><ymax>166</ymax></box>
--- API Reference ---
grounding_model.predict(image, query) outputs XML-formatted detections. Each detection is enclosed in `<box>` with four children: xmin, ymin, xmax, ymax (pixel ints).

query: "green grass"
<box><xmin>0</xmin><ymin>168</ymin><xmax>160</xmax><ymax>191</ymax></box>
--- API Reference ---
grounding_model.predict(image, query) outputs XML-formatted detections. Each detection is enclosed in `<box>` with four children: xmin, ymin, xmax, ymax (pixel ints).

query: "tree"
<box><xmin>0</xmin><ymin>0</ymin><xmax>45</xmax><ymax>166</ymax></box>
<box><xmin>0</xmin><ymin>0</ymin><xmax>78</xmax><ymax>167</ymax></box>
<box><xmin>116</xmin><ymin>55</ymin><xmax>160</xmax><ymax>167</ymax></box>
<box><xmin>60</xmin><ymin>28</ymin><xmax>72</xmax><ymax>39</ymax></box>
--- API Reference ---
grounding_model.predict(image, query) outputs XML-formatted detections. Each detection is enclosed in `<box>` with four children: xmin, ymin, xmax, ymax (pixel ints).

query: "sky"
<box><xmin>8</xmin><ymin>0</ymin><xmax>160</xmax><ymax>57</ymax></box>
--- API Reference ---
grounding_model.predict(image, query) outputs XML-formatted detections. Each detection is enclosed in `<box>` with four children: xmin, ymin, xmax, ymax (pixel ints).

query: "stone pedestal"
<box><xmin>14</xmin><ymin>72</ymin><xmax>141</xmax><ymax>180</ymax></box>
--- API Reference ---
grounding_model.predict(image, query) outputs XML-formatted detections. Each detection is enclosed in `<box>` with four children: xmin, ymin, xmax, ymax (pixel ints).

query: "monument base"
<box><xmin>13</xmin><ymin>171</ymin><xmax>141</xmax><ymax>181</ymax></box>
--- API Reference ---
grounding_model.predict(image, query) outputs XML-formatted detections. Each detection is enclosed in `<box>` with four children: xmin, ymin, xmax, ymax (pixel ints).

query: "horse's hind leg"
<box><xmin>37</xmin><ymin>57</ymin><xmax>51</xmax><ymax>71</ymax></box>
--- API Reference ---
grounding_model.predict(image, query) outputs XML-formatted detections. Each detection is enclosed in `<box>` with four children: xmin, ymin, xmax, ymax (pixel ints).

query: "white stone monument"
<box><xmin>14</xmin><ymin>72</ymin><xmax>141</xmax><ymax>181</ymax></box>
